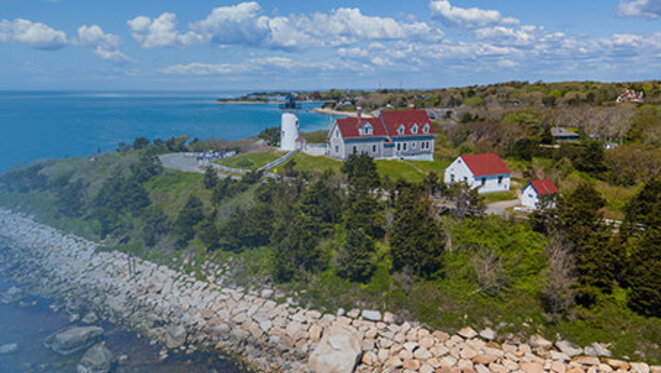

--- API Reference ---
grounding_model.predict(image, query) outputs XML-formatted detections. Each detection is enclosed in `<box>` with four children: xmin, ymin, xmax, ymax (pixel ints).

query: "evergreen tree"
<box><xmin>390</xmin><ymin>185</ymin><xmax>445</xmax><ymax>278</ymax></box>
<box><xmin>557</xmin><ymin>182</ymin><xmax>614</xmax><ymax>306</ymax></box>
<box><xmin>342</xmin><ymin>152</ymin><xmax>380</xmax><ymax>191</ymax></box>
<box><xmin>141</xmin><ymin>205</ymin><xmax>169</xmax><ymax>247</ymax></box>
<box><xmin>271</xmin><ymin>212</ymin><xmax>326</xmax><ymax>282</ymax></box>
<box><xmin>621</xmin><ymin>177</ymin><xmax>661</xmax><ymax>316</ymax></box>
<box><xmin>336</xmin><ymin>227</ymin><xmax>376</xmax><ymax>283</ymax></box>
<box><xmin>196</xmin><ymin>209</ymin><xmax>220</xmax><ymax>250</ymax></box>
<box><xmin>174</xmin><ymin>195</ymin><xmax>204</xmax><ymax>247</ymax></box>
<box><xmin>131</xmin><ymin>151</ymin><xmax>163</xmax><ymax>183</ymax></box>
<box><xmin>203</xmin><ymin>167</ymin><xmax>218</xmax><ymax>189</ymax></box>
<box><xmin>56</xmin><ymin>179</ymin><xmax>86</xmax><ymax>218</ymax></box>
<box><xmin>298</xmin><ymin>174</ymin><xmax>343</xmax><ymax>229</ymax></box>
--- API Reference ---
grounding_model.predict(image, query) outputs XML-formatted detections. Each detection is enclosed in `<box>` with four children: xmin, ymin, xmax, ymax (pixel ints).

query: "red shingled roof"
<box><xmin>530</xmin><ymin>179</ymin><xmax>559</xmax><ymax>195</ymax></box>
<box><xmin>335</xmin><ymin>117</ymin><xmax>388</xmax><ymax>139</ymax></box>
<box><xmin>460</xmin><ymin>153</ymin><xmax>511</xmax><ymax>176</ymax></box>
<box><xmin>380</xmin><ymin>110</ymin><xmax>436</xmax><ymax>137</ymax></box>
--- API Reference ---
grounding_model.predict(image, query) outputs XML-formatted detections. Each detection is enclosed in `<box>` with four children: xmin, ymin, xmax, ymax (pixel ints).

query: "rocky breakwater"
<box><xmin>0</xmin><ymin>208</ymin><xmax>659</xmax><ymax>373</ymax></box>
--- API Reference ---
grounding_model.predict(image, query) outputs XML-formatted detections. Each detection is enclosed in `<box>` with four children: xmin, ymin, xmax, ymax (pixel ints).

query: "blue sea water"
<box><xmin>0</xmin><ymin>91</ymin><xmax>331</xmax><ymax>172</ymax></box>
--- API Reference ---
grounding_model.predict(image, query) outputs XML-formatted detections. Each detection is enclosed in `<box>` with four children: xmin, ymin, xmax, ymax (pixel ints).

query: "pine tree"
<box><xmin>621</xmin><ymin>177</ymin><xmax>661</xmax><ymax>316</ymax></box>
<box><xmin>390</xmin><ymin>185</ymin><xmax>445</xmax><ymax>278</ymax></box>
<box><xmin>336</xmin><ymin>227</ymin><xmax>376</xmax><ymax>283</ymax></box>
<box><xmin>203</xmin><ymin>167</ymin><xmax>218</xmax><ymax>189</ymax></box>
<box><xmin>557</xmin><ymin>182</ymin><xmax>614</xmax><ymax>306</ymax></box>
<box><xmin>174</xmin><ymin>195</ymin><xmax>204</xmax><ymax>247</ymax></box>
<box><xmin>196</xmin><ymin>209</ymin><xmax>219</xmax><ymax>250</ymax></box>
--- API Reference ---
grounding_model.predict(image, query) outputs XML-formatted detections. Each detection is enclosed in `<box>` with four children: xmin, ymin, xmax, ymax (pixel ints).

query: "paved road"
<box><xmin>486</xmin><ymin>199</ymin><xmax>521</xmax><ymax>215</ymax></box>
<box><xmin>159</xmin><ymin>153</ymin><xmax>205</xmax><ymax>174</ymax></box>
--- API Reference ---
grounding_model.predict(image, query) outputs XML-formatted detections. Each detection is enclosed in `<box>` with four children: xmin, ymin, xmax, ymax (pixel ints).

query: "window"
<box><xmin>528</xmin><ymin>194</ymin><xmax>533</xmax><ymax>198</ymax></box>
<box><xmin>498</xmin><ymin>176</ymin><xmax>503</xmax><ymax>184</ymax></box>
<box><xmin>450</xmin><ymin>174</ymin><xmax>455</xmax><ymax>182</ymax></box>
<box><xmin>397</xmin><ymin>125</ymin><xmax>405</xmax><ymax>135</ymax></box>
<box><xmin>403</xmin><ymin>143</ymin><xmax>407</xmax><ymax>151</ymax></box>
<box><xmin>423</xmin><ymin>123</ymin><xmax>430</xmax><ymax>134</ymax></box>
<box><xmin>481</xmin><ymin>178</ymin><xmax>486</xmax><ymax>186</ymax></box>
<box><xmin>362</xmin><ymin>124</ymin><xmax>373</xmax><ymax>135</ymax></box>
<box><xmin>411</xmin><ymin>124</ymin><xmax>418</xmax><ymax>134</ymax></box>
<box><xmin>396</xmin><ymin>143</ymin><xmax>401</xmax><ymax>151</ymax></box>
<box><xmin>372</xmin><ymin>144</ymin><xmax>376</xmax><ymax>153</ymax></box>
<box><xmin>353</xmin><ymin>146</ymin><xmax>357</xmax><ymax>153</ymax></box>
<box><xmin>412</xmin><ymin>142</ymin><xmax>416</xmax><ymax>149</ymax></box>
<box><xmin>334</xmin><ymin>145</ymin><xmax>339</xmax><ymax>153</ymax></box>
<box><xmin>463</xmin><ymin>177</ymin><xmax>468</xmax><ymax>182</ymax></box>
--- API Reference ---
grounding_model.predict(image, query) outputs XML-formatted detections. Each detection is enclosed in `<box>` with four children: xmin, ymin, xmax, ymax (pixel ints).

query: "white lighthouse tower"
<box><xmin>280</xmin><ymin>112</ymin><xmax>300</xmax><ymax>151</ymax></box>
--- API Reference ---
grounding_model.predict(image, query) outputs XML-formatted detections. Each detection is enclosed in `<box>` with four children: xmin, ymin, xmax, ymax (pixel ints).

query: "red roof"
<box><xmin>530</xmin><ymin>179</ymin><xmax>559</xmax><ymax>195</ymax></box>
<box><xmin>335</xmin><ymin>117</ymin><xmax>388</xmax><ymax>139</ymax></box>
<box><xmin>460</xmin><ymin>153</ymin><xmax>511</xmax><ymax>176</ymax></box>
<box><xmin>380</xmin><ymin>110</ymin><xmax>436</xmax><ymax>137</ymax></box>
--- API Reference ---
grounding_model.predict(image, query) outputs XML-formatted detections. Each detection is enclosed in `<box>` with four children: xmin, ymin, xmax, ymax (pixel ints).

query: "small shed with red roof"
<box><xmin>444</xmin><ymin>153</ymin><xmax>512</xmax><ymax>194</ymax></box>
<box><xmin>521</xmin><ymin>179</ymin><xmax>559</xmax><ymax>209</ymax></box>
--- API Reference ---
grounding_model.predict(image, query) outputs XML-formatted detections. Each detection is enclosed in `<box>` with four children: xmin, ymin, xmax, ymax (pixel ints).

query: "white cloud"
<box><xmin>161</xmin><ymin>62</ymin><xmax>249</xmax><ymax>75</ymax></box>
<box><xmin>76</xmin><ymin>25</ymin><xmax>131</xmax><ymax>62</ymax></box>
<box><xmin>0</xmin><ymin>18</ymin><xmax>67</xmax><ymax>50</ymax></box>
<box><xmin>134</xmin><ymin>2</ymin><xmax>442</xmax><ymax>51</ymax></box>
<box><xmin>128</xmin><ymin>13</ymin><xmax>203</xmax><ymax>48</ymax></box>
<box><xmin>430</xmin><ymin>0</ymin><xmax>519</xmax><ymax>29</ymax></box>
<box><xmin>617</xmin><ymin>0</ymin><xmax>661</xmax><ymax>19</ymax></box>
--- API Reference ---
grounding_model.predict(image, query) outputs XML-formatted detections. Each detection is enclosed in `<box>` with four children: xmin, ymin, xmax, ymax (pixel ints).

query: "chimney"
<box><xmin>356</xmin><ymin>106</ymin><xmax>362</xmax><ymax>121</ymax></box>
<box><xmin>409</xmin><ymin>102</ymin><xmax>415</xmax><ymax>110</ymax></box>
<box><xmin>386</xmin><ymin>104</ymin><xmax>392</xmax><ymax>110</ymax></box>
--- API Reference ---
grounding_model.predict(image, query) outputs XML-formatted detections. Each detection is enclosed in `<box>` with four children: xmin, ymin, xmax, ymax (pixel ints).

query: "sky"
<box><xmin>1</xmin><ymin>0</ymin><xmax>660</xmax><ymax>90</ymax></box>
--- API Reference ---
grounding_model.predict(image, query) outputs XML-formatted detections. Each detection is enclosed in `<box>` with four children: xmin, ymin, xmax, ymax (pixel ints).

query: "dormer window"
<box><xmin>397</xmin><ymin>125</ymin><xmax>405</xmax><ymax>135</ymax></box>
<box><xmin>361</xmin><ymin>123</ymin><xmax>373</xmax><ymax>135</ymax></box>
<box><xmin>411</xmin><ymin>124</ymin><xmax>418</xmax><ymax>134</ymax></box>
<box><xmin>423</xmin><ymin>123</ymin><xmax>430</xmax><ymax>134</ymax></box>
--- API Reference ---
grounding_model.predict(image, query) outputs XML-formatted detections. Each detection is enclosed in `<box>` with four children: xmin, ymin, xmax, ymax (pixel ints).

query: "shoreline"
<box><xmin>0</xmin><ymin>208</ymin><xmax>657</xmax><ymax>373</ymax></box>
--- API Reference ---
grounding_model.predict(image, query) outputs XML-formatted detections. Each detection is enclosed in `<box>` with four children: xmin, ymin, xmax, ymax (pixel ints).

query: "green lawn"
<box><xmin>279</xmin><ymin>153</ymin><xmax>450</xmax><ymax>183</ymax></box>
<box><xmin>215</xmin><ymin>150</ymin><xmax>286</xmax><ymax>170</ymax></box>
<box><xmin>276</xmin><ymin>153</ymin><xmax>343</xmax><ymax>175</ymax></box>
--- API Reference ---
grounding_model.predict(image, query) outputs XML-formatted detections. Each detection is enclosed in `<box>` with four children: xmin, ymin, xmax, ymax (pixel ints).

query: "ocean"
<box><xmin>0</xmin><ymin>91</ymin><xmax>331</xmax><ymax>172</ymax></box>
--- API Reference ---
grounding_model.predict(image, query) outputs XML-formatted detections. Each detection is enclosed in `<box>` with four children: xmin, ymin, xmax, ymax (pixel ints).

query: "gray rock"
<box><xmin>555</xmin><ymin>340</ymin><xmax>583</xmax><ymax>357</ymax></box>
<box><xmin>0</xmin><ymin>343</ymin><xmax>18</xmax><ymax>354</ymax></box>
<box><xmin>308</xmin><ymin>324</ymin><xmax>361</xmax><ymax>373</ymax></box>
<box><xmin>77</xmin><ymin>343</ymin><xmax>113</xmax><ymax>373</ymax></box>
<box><xmin>45</xmin><ymin>326</ymin><xmax>104</xmax><ymax>356</ymax></box>
<box><xmin>588</xmin><ymin>342</ymin><xmax>612</xmax><ymax>357</ymax></box>
<box><xmin>82</xmin><ymin>312</ymin><xmax>99</xmax><ymax>324</ymax></box>
<box><xmin>165</xmin><ymin>325</ymin><xmax>187</xmax><ymax>349</ymax></box>
<box><xmin>361</xmin><ymin>310</ymin><xmax>382</xmax><ymax>322</ymax></box>
<box><xmin>1</xmin><ymin>286</ymin><xmax>25</xmax><ymax>304</ymax></box>
<box><xmin>479</xmin><ymin>328</ymin><xmax>495</xmax><ymax>341</ymax></box>
<box><xmin>529</xmin><ymin>334</ymin><xmax>553</xmax><ymax>349</ymax></box>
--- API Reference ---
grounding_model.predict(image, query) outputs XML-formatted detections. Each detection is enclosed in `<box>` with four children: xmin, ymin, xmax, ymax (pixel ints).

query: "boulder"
<box><xmin>361</xmin><ymin>310</ymin><xmax>381</xmax><ymax>322</ymax></box>
<box><xmin>45</xmin><ymin>326</ymin><xmax>104</xmax><ymax>356</ymax></box>
<box><xmin>479</xmin><ymin>328</ymin><xmax>495</xmax><ymax>341</ymax></box>
<box><xmin>529</xmin><ymin>334</ymin><xmax>553</xmax><ymax>350</ymax></box>
<box><xmin>0</xmin><ymin>343</ymin><xmax>18</xmax><ymax>354</ymax></box>
<box><xmin>165</xmin><ymin>325</ymin><xmax>187</xmax><ymax>349</ymax></box>
<box><xmin>82</xmin><ymin>312</ymin><xmax>99</xmax><ymax>324</ymax></box>
<box><xmin>555</xmin><ymin>340</ymin><xmax>583</xmax><ymax>357</ymax></box>
<box><xmin>308</xmin><ymin>324</ymin><xmax>361</xmax><ymax>373</ymax></box>
<box><xmin>1</xmin><ymin>286</ymin><xmax>25</xmax><ymax>304</ymax></box>
<box><xmin>77</xmin><ymin>343</ymin><xmax>113</xmax><ymax>373</ymax></box>
<box><xmin>458</xmin><ymin>327</ymin><xmax>477</xmax><ymax>339</ymax></box>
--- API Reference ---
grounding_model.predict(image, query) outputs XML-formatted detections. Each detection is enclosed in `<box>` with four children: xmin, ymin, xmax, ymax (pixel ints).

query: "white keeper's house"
<box><xmin>521</xmin><ymin>179</ymin><xmax>559</xmax><ymax>209</ymax></box>
<box><xmin>328</xmin><ymin>108</ymin><xmax>437</xmax><ymax>161</ymax></box>
<box><xmin>444</xmin><ymin>153</ymin><xmax>511</xmax><ymax>194</ymax></box>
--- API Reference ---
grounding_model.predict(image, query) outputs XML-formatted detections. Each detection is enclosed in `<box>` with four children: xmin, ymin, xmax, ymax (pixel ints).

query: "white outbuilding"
<box><xmin>521</xmin><ymin>179</ymin><xmax>559</xmax><ymax>209</ymax></box>
<box><xmin>444</xmin><ymin>153</ymin><xmax>511</xmax><ymax>194</ymax></box>
<box><xmin>280</xmin><ymin>112</ymin><xmax>300</xmax><ymax>151</ymax></box>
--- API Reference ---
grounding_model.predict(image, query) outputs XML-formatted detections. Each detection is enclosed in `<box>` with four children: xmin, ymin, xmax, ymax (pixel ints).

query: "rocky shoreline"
<box><xmin>0</xmin><ymin>208</ymin><xmax>658</xmax><ymax>373</ymax></box>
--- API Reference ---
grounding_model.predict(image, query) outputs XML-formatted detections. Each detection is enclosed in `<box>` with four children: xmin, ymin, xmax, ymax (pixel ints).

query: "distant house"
<box><xmin>551</xmin><ymin>127</ymin><xmax>579</xmax><ymax>142</ymax></box>
<box><xmin>328</xmin><ymin>109</ymin><xmax>437</xmax><ymax>161</ymax></box>
<box><xmin>521</xmin><ymin>179</ymin><xmax>559</xmax><ymax>209</ymax></box>
<box><xmin>616</xmin><ymin>89</ymin><xmax>644</xmax><ymax>103</ymax></box>
<box><xmin>444</xmin><ymin>153</ymin><xmax>511</xmax><ymax>194</ymax></box>
<box><xmin>604</xmin><ymin>141</ymin><xmax>619</xmax><ymax>150</ymax></box>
